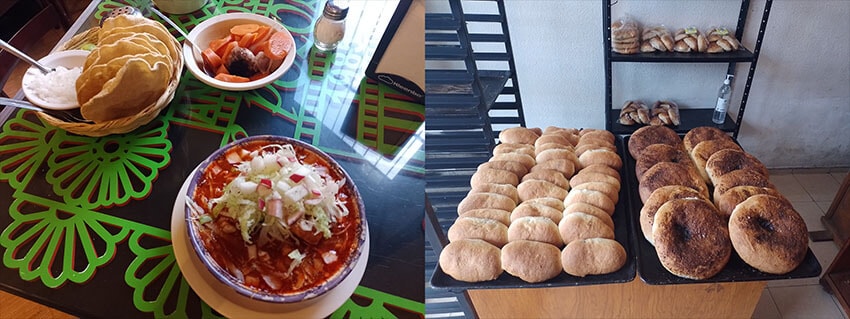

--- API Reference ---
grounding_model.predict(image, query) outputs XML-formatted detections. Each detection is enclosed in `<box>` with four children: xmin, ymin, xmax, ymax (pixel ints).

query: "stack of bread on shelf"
<box><xmin>610</xmin><ymin>15</ymin><xmax>742</xmax><ymax>55</ymax></box>
<box><xmin>618</xmin><ymin>100</ymin><xmax>680</xmax><ymax>127</ymax></box>
<box><xmin>630</xmin><ymin>126</ymin><xmax>808</xmax><ymax>279</ymax></box>
<box><xmin>440</xmin><ymin>126</ymin><xmax>627</xmax><ymax>283</ymax></box>
<box><xmin>640</xmin><ymin>25</ymin><xmax>674</xmax><ymax>53</ymax></box>
<box><xmin>611</xmin><ymin>18</ymin><xmax>640</xmax><ymax>54</ymax></box>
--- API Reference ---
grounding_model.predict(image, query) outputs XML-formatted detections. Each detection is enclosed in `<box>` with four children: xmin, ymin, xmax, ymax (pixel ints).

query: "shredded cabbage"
<box><xmin>204</xmin><ymin>143</ymin><xmax>348</xmax><ymax>246</ymax></box>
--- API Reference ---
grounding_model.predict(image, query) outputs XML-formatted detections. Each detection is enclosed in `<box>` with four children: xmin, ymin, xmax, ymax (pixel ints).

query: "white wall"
<box><xmin>504</xmin><ymin>0</ymin><xmax>850</xmax><ymax>169</ymax></box>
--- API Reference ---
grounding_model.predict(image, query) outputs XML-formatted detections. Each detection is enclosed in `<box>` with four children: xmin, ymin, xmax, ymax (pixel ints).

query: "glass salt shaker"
<box><xmin>313</xmin><ymin>0</ymin><xmax>349</xmax><ymax>51</ymax></box>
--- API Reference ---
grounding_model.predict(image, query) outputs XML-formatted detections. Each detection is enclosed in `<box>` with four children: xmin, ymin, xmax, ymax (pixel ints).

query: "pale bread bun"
<box><xmin>490</xmin><ymin>152</ymin><xmax>536</xmax><ymax>171</ymax></box>
<box><xmin>535</xmin><ymin>142</ymin><xmax>574</xmax><ymax>156</ymax></box>
<box><xmin>536</xmin><ymin>149</ymin><xmax>578</xmax><ymax>166</ymax></box>
<box><xmin>564</xmin><ymin>189</ymin><xmax>616</xmax><ymax>215</ymax></box>
<box><xmin>530</xmin><ymin>159</ymin><xmax>576</xmax><ymax>179</ymax></box>
<box><xmin>493</xmin><ymin>143</ymin><xmax>536</xmax><ymax>158</ymax></box>
<box><xmin>579</xmin><ymin>164</ymin><xmax>622</xmax><ymax>183</ymax></box>
<box><xmin>447</xmin><ymin>216</ymin><xmax>509</xmax><ymax>247</ymax></box>
<box><xmin>459</xmin><ymin>209</ymin><xmax>512</xmax><ymax>226</ymax></box>
<box><xmin>508</xmin><ymin>216</ymin><xmax>563</xmax><ymax>247</ymax></box>
<box><xmin>499</xmin><ymin>127</ymin><xmax>540</xmax><ymax>145</ymax></box>
<box><xmin>518</xmin><ymin>179</ymin><xmax>568</xmax><ymax>202</ymax></box>
<box><xmin>563</xmin><ymin>202</ymin><xmax>615</xmax><ymax>229</ymax></box>
<box><xmin>511</xmin><ymin>202</ymin><xmax>563</xmax><ymax>225</ymax></box>
<box><xmin>457</xmin><ymin>192</ymin><xmax>516</xmax><ymax>214</ymax></box>
<box><xmin>569</xmin><ymin>171</ymin><xmax>621</xmax><ymax>191</ymax></box>
<box><xmin>561</xmin><ymin>238</ymin><xmax>627</xmax><ymax>277</ymax></box>
<box><xmin>522</xmin><ymin>169</ymin><xmax>570</xmax><ymax>190</ymax></box>
<box><xmin>501</xmin><ymin>240</ymin><xmax>562</xmax><ymax>283</ymax></box>
<box><xmin>522</xmin><ymin>197</ymin><xmax>565</xmax><ymax>212</ymax></box>
<box><xmin>440</xmin><ymin>239</ymin><xmax>502</xmax><ymax>282</ymax></box>
<box><xmin>574</xmin><ymin>142</ymin><xmax>616</xmax><ymax>157</ymax></box>
<box><xmin>470</xmin><ymin>168</ymin><xmax>518</xmax><ymax>188</ymax></box>
<box><xmin>578</xmin><ymin>149</ymin><xmax>623</xmax><ymax>170</ymax></box>
<box><xmin>571</xmin><ymin>181</ymin><xmax>619</xmax><ymax>203</ymax></box>
<box><xmin>558</xmin><ymin>212</ymin><xmax>615</xmax><ymax>246</ymax></box>
<box><xmin>534</xmin><ymin>134</ymin><xmax>572</xmax><ymax>149</ymax></box>
<box><xmin>470</xmin><ymin>183</ymin><xmax>519</xmax><ymax>204</ymax></box>
<box><xmin>478</xmin><ymin>160</ymin><xmax>529</xmax><ymax>179</ymax></box>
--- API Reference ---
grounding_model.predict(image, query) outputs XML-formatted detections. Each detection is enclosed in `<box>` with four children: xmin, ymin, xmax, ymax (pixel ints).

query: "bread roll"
<box><xmin>571</xmin><ymin>181</ymin><xmax>619</xmax><ymax>203</ymax></box>
<box><xmin>558</xmin><ymin>212</ymin><xmax>615</xmax><ymax>245</ymax></box>
<box><xmin>457</xmin><ymin>192</ymin><xmax>516</xmax><ymax>215</ymax></box>
<box><xmin>508</xmin><ymin>216</ymin><xmax>563</xmax><ymax>247</ymax></box>
<box><xmin>501</xmin><ymin>240</ymin><xmax>562</xmax><ymax>283</ymax></box>
<box><xmin>535</xmin><ymin>142</ymin><xmax>574</xmax><ymax>156</ymax></box>
<box><xmin>459</xmin><ymin>209</ymin><xmax>512</xmax><ymax>226</ymax></box>
<box><xmin>511</xmin><ymin>202</ymin><xmax>563</xmax><ymax>224</ymax></box>
<box><xmin>564</xmin><ymin>189</ymin><xmax>616</xmax><ymax>215</ymax></box>
<box><xmin>518</xmin><ymin>179</ymin><xmax>568</xmax><ymax>202</ymax></box>
<box><xmin>522</xmin><ymin>197</ymin><xmax>565</xmax><ymax>211</ymax></box>
<box><xmin>478</xmin><ymin>160</ymin><xmax>529</xmax><ymax>179</ymax></box>
<box><xmin>530</xmin><ymin>159</ymin><xmax>576</xmax><ymax>179</ymax></box>
<box><xmin>493</xmin><ymin>143</ymin><xmax>536</xmax><ymax>158</ymax></box>
<box><xmin>470</xmin><ymin>168</ymin><xmax>518</xmax><ymax>188</ymax></box>
<box><xmin>534</xmin><ymin>134</ymin><xmax>571</xmax><ymax>149</ymax></box>
<box><xmin>522</xmin><ymin>169</ymin><xmax>570</xmax><ymax>190</ymax></box>
<box><xmin>447</xmin><ymin>217</ymin><xmax>509</xmax><ymax>247</ymax></box>
<box><xmin>470</xmin><ymin>183</ymin><xmax>519</xmax><ymax>204</ymax></box>
<box><xmin>563</xmin><ymin>202</ymin><xmax>615</xmax><ymax>229</ymax></box>
<box><xmin>440</xmin><ymin>239</ymin><xmax>502</xmax><ymax>282</ymax></box>
<box><xmin>499</xmin><ymin>127</ymin><xmax>540</xmax><ymax>145</ymax></box>
<box><xmin>490</xmin><ymin>153</ymin><xmax>536</xmax><ymax>171</ymax></box>
<box><xmin>569</xmin><ymin>171</ymin><xmax>621</xmax><ymax>190</ymax></box>
<box><xmin>561</xmin><ymin>238</ymin><xmax>627</xmax><ymax>277</ymax></box>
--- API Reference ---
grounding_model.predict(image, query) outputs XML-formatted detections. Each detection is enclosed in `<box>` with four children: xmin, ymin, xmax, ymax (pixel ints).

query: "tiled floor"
<box><xmin>752</xmin><ymin>168</ymin><xmax>850</xmax><ymax>319</ymax></box>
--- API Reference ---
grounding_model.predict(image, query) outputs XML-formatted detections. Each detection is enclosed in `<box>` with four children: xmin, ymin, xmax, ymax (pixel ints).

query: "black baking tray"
<box><xmin>430</xmin><ymin>138</ymin><xmax>636</xmax><ymax>292</ymax></box>
<box><xmin>621</xmin><ymin>135</ymin><xmax>822</xmax><ymax>285</ymax></box>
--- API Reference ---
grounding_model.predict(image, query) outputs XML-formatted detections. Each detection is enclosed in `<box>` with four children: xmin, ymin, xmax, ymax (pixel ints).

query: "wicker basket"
<box><xmin>38</xmin><ymin>27</ymin><xmax>184</xmax><ymax>137</ymax></box>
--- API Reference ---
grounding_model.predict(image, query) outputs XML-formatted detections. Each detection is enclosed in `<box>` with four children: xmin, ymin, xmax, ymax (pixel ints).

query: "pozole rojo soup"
<box><xmin>186</xmin><ymin>136</ymin><xmax>363</xmax><ymax>298</ymax></box>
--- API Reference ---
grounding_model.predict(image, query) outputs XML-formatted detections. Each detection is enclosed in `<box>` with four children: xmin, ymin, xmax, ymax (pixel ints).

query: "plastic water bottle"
<box><xmin>713</xmin><ymin>75</ymin><xmax>733</xmax><ymax>124</ymax></box>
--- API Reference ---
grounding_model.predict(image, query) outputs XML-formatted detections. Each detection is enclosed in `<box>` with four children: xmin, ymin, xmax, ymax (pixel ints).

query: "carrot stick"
<box><xmin>230</xmin><ymin>24</ymin><xmax>260</xmax><ymax>36</ymax></box>
<box><xmin>220</xmin><ymin>41</ymin><xmax>238</xmax><ymax>61</ymax></box>
<box><xmin>209</xmin><ymin>36</ymin><xmax>231</xmax><ymax>53</ymax></box>
<box><xmin>201</xmin><ymin>48</ymin><xmax>223</xmax><ymax>69</ymax></box>
<box><xmin>215</xmin><ymin>73</ymin><xmax>251</xmax><ymax>83</ymax></box>
<box><xmin>238</xmin><ymin>32</ymin><xmax>257</xmax><ymax>48</ymax></box>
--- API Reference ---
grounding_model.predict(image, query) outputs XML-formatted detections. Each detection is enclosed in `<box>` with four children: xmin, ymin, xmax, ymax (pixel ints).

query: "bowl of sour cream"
<box><xmin>21</xmin><ymin>50</ymin><xmax>89</xmax><ymax>110</ymax></box>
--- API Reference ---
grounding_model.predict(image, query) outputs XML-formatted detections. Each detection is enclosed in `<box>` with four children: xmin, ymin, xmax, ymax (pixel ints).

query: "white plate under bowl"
<box><xmin>171</xmin><ymin>167</ymin><xmax>369</xmax><ymax>318</ymax></box>
<box><xmin>21</xmin><ymin>49</ymin><xmax>89</xmax><ymax>110</ymax></box>
<box><xmin>184</xmin><ymin>13</ymin><xmax>296</xmax><ymax>91</ymax></box>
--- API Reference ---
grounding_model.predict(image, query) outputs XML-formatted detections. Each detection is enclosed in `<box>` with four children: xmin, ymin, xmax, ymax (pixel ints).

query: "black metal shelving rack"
<box><xmin>603</xmin><ymin>0</ymin><xmax>773</xmax><ymax>139</ymax></box>
<box><xmin>424</xmin><ymin>0</ymin><xmax>527</xmax><ymax>317</ymax></box>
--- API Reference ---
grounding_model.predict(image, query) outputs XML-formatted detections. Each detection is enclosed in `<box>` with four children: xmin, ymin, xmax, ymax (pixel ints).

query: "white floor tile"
<box><xmin>768</xmin><ymin>240</ymin><xmax>838</xmax><ymax>288</ymax></box>
<box><xmin>793</xmin><ymin>201</ymin><xmax>827</xmax><ymax>232</ymax></box>
<box><xmin>831</xmin><ymin>171</ymin><xmax>848</xmax><ymax>185</ymax></box>
<box><xmin>751</xmin><ymin>288</ymin><xmax>780</xmax><ymax>319</ymax></box>
<box><xmin>816</xmin><ymin>201</ymin><xmax>835</xmax><ymax>214</ymax></box>
<box><xmin>769</xmin><ymin>285</ymin><xmax>845</xmax><ymax>319</ymax></box>
<box><xmin>810</xmin><ymin>240</ymin><xmax>840</xmax><ymax>273</ymax></box>
<box><xmin>771</xmin><ymin>174</ymin><xmax>812</xmax><ymax>202</ymax></box>
<box><xmin>795</xmin><ymin>173</ymin><xmax>841</xmax><ymax>202</ymax></box>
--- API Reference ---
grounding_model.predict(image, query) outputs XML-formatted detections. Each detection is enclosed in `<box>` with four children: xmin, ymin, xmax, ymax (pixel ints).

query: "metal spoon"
<box><xmin>0</xmin><ymin>39</ymin><xmax>54</xmax><ymax>74</ymax></box>
<box><xmin>144</xmin><ymin>5</ymin><xmax>218</xmax><ymax>77</ymax></box>
<box><xmin>0</xmin><ymin>97</ymin><xmax>93</xmax><ymax>123</ymax></box>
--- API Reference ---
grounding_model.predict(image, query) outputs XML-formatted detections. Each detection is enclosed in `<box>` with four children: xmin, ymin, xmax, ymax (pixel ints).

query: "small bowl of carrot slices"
<box><xmin>184</xmin><ymin>13</ymin><xmax>296</xmax><ymax>91</ymax></box>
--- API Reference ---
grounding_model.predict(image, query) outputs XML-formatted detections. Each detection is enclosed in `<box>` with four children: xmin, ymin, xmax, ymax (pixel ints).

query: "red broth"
<box><xmin>192</xmin><ymin>139</ymin><xmax>361</xmax><ymax>294</ymax></box>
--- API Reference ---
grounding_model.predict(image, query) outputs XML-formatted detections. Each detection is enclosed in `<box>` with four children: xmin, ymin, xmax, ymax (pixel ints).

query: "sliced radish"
<box><xmin>267</xmin><ymin>199</ymin><xmax>283</xmax><ymax>219</ymax></box>
<box><xmin>257</xmin><ymin>198</ymin><xmax>266</xmax><ymax>211</ymax></box>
